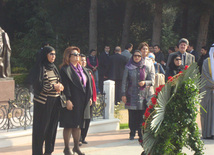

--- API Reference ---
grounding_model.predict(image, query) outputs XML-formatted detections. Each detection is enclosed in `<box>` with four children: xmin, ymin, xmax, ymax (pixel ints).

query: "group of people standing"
<box><xmin>32</xmin><ymin>46</ymin><xmax>96</xmax><ymax>155</ymax></box>
<box><xmin>30</xmin><ymin>37</ymin><xmax>213</xmax><ymax>155</ymax></box>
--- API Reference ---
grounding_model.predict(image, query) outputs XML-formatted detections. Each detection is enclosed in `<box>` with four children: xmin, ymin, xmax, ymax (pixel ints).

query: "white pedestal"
<box><xmin>103</xmin><ymin>80</ymin><xmax>115</xmax><ymax>119</ymax></box>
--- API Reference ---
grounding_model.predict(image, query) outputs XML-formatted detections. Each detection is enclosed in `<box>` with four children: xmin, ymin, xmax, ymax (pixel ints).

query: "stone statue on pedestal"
<box><xmin>0</xmin><ymin>27</ymin><xmax>11</xmax><ymax>78</ymax></box>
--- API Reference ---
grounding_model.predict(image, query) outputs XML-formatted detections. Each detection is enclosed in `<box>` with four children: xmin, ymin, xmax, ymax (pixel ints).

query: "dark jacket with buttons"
<box><xmin>121</xmin><ymin>57</ymin><xmax>155</xmax><ymax>110</ymax></box>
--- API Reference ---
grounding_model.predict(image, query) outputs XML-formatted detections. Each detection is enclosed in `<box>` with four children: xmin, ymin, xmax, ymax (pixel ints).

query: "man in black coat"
<box><xmin>108</xmin><ymin>46</ymin><xmax>127</xmax><ymax>105</ymax></box>
<box><xmin>98</xmin><ymin>45</ymin><xmax>110</xmax><ymax>94</ymax></box>
<box><xmin>154</xmin><ymin>45</ymin><xmax>166</xmax><ymax>69</ymax></box>
<box><xmin>187</xmin><ymin>43</ymin><xmax>198</xmax><ymax>61</ymax></box>
<box><xmin>197</xmin><ymin>46</ymin><xmax>209</xmax><ymax>74</ymax></box>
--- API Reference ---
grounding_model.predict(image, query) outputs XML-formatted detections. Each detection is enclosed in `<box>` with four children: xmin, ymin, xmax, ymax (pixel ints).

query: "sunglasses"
<box><xmin>133</xmin><ymin>55</ymin><xmax>142</xmax><ymax>58</ymax></box>
<box><xmin>49</xmin><ymin>53</ymin><xmax>56</xmax><ymax>56</ymax></box>
<box><xmin>175</xmin><ymin>58</ymin><xmax>181</xmax><ymax>61</ymax></box>
<box><xmin>70</xmin><ymin>53</ymin><xmax>80</xmax><ymax>57</ymax></box>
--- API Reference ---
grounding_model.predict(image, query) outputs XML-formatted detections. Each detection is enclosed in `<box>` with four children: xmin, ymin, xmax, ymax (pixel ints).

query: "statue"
<box><xmin>0</xmin><ymin>27</ymin><xmax>11</xmax><ymax>78</ymax></box>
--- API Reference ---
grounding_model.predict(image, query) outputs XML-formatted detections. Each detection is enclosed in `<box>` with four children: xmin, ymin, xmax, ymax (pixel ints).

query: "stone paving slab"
<box><xmin>0</xmin><ymin>129</ymin><xmax>214</xmax><ymax>155</ymax></box>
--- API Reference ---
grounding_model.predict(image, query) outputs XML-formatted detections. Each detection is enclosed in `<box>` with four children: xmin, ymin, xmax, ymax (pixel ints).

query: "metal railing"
<box><xmin>0</xmin><ymin>86</ymin><xmax>33</xmax><ymax>131</ymax></box>
<box><xmin>0</xmin><ymin>86</ymin><xmax>106</xmax><ymax>131</ymax></box>
<box><xmin>92</xmin><ymin>92</ymin><xmax>106</xmax><ymax>120</ymax></box>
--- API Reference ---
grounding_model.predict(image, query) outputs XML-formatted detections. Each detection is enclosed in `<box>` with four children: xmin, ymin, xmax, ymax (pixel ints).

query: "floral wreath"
<box><xmin>140</xmin><ymin>63</ymin><xmax>206</xmax><ymax>155</ymax></box>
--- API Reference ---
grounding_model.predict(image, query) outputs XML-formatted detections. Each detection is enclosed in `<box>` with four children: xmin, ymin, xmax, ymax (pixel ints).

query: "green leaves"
<box><xmin>143</xmin><ymin>63</ymin><xmax>205</xmax><ymax>155</ymax></box>
<box><xmin>151</xmin><ymin>83</ymin><xmax>171</xmax><ymax>133</ymax></box>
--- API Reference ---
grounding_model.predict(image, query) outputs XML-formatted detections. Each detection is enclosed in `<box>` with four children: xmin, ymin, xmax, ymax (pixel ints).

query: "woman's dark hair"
<box><xmin>169</xmin><ymin>54</ymin><xmax>181</xmax><ymax>69</ymax></box>
<box><xmin>89</xmin><ymin>49</ymin><xmax>96</xmax><ymax>54</ymax></box>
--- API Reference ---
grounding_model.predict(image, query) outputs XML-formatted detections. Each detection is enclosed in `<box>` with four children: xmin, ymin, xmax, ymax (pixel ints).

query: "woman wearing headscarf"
<box><xmin>201</xmin><ymin>44</ymin><xmax>214</xmax><ymax>139</ymax></box>
<box><xmin>121</xmin><ymin>49</ymin><xmax>155</xmax><ymax>141</ymax></box>
<box><xmin>165</xmin><ymin>54</ymin><xmax>184</xmax><ymax>82</ymax></box>
<box><xmin>32</xmin><ymin>46</ymin><xmax>64</xmax><ymax>155</ymax></box>
<box><xmin>59</xmin><ymin>46</ymin><xmax>92</xmax><ymax>155</ymax></box>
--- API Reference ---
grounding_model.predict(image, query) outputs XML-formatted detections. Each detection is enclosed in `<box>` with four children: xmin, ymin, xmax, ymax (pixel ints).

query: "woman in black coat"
<box><xmin>59</xmin><ymin>46</ymin><xmax>92</xmax><ymax>155</ymax></box>
<box><xmin>165</xmin><ymin>54</ymin><xmax>184</xmax><ymax>82</ymax></box>
<box><xmin>32</xmin><ymin>46</ymin><xmax>64</xmax><ymax>155</ymax></box>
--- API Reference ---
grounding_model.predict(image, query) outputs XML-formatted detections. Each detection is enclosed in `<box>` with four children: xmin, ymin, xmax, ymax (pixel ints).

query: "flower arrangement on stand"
<box><xmin>140</xmin><ymin>63</ymin><xmax>206</xmax><ymax>155</ymax></box>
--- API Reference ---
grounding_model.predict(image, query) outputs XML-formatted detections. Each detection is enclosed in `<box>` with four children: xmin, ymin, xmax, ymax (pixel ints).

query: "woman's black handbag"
<box><xmin>60</xmin><ymin>92</ymin><xmax>67</xmax><ymax>108</ymax></box>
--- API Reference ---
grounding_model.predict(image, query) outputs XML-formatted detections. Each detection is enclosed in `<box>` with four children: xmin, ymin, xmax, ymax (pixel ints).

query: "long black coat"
<box><xmin>107</xmin><ymin>53</ymin><xmax>127</xmax><ymax>80</ymax></box>
<box><xmin>98</xmin><ymin>51</ymin><xmax>110</xmax><ymax>77</ymax></box>
<box><xmin>59</xmin><ymin>65</ymin><xmax>92</xmax><ymax>128</ymax></box>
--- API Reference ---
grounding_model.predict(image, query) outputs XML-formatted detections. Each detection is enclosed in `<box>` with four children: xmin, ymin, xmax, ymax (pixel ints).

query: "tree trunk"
<box><xmin>196</xmin><ymin>8</ymin><xmax>211</xmax><ymax>54</ymax></box>
<box><xmin>89</xmin><ymin>0</ymin><xmax>97</xmax><ymax>50</ymax></box>
<box><xmin>151</xmin><ymin>1</ymin><xmax>163</xmax><ymax>46</ymax></box>
<box><xmin>181</xmin><ymin>2</ymin><xmax>189</xmax><ymax>37</ymax></box>
<box><xmin>120</xmin><ymin>0</ymin><xmax>134</xmax><ymax>50</ymax></box>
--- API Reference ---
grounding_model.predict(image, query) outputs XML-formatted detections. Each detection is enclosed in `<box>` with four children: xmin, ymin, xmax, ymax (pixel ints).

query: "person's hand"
<box><xmin>122</xmin><ymin>96</ymin><xmax>127</xmax><ymax>104</ymax></box>
<box><xmin>138</xmin><ymin>81</ymin><xmax>145</xmax><ymax>87</ymax></box>
<box><xmin>54</xmin><ymin>83</ymin><xmax>61</xmax><ymax>93</ymax></box>
<box><xmin>161</xmin><ymin>61</ymin><xmax>166</xmax><ymax>65</ymax></box>
<box><xmin>104</xmin><ymin>76</ymin><xmax>108</xmax><ymax>79</ymax></box>
<box><xmin>59</xmin><ymin>83</ymin><xmax>64</xmax><ymax>91</ymax></box>
<box><xmin>89</xmin><ymin>99</ymin><xmax>92</xmax><ymax>106</ymax></box>
<box><xmin>66</xmin><ymin>100</ymin><xmax>73</xmax><ymax>110</ymax></box>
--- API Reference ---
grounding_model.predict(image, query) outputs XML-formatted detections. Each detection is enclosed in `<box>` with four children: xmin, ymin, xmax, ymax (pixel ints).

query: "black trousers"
<box><xmin>32</xmin><ymin>96</ymin><xmax>60</xmax><ymax>155</ymax></box>
<box><xmin>81</xmin><ymin>119</ymin><xmax>91</xmax><ymax>141</ymax></box>
<box><xmin>99</xmin><ymin>74</ymin><xmax>104</xmax><ymax>94</ymax></box>
<box><xmin>128</xmin><ymin>109</ymin><xmax>145</xmax><ymax>138</ymax></box>
<box><xmin>114</xmin><ymin>80</ymin><xmax>122</xmax><ymax>105</ymax></box>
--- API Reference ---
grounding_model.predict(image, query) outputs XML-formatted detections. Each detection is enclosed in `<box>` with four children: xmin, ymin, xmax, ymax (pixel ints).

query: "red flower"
<box><xmin>155</xmin><ymin>87</ymin><xmax>161</xmax><ymax>93</ymax></box>
<box><xmin>155</xmin><ymin>92</ymin><xmax>158</xmax><ymax>96</ymax></box>
<box><xmin>145</xmin><ymin>107</ymin><xmax>150</xmax><ymax>113</ymax></box>
<box><xmin>159</xmin><ymin>85</ymin><xmax>165</xmax><ymax>89</ymax></box>
<box><xmin>168</xmin><ymin>76</ymin><xmax>173</xmax><ymax>82</ymax></box>
<box><xmin>139</xmin><ymin>139</ymin><xmax>143</xmax><ymax>143</ymax></box>
<box><xmin>179</xmin><ymin>71</ymin><xmax>183</xmax><ymax>74</ymax></box>
<box><xmin>149</xmin><ymin>105</ymin><xmax>153</xmax><ymax>109</ymax></box>
<box><xmin>144</xmin><ymin>111</ymin><xmax>150</xmax><ymax>118</ymax></box>
<box><xmin>151</xmin><ymin>97</ymin><xmax>157</xmax><ymax>105</ymax></box>
<box><xmin>184</xmin><ymin>65</ymin><xmax>189</xmax><ymax>70</ymax></box>
<box><xmin>142</xmin><ymin>122</ymin><xmax>145</xmax><ymax>126</ymax></box>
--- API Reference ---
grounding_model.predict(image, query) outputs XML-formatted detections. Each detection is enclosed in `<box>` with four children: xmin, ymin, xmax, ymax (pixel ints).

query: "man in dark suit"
<box><xmin>154</xmin><ymin>45</ymin><xmax>166</xmax><ymax>69</ymax></box>
<box><xmin>98</xmin><ymin>45</ymin><xmax>110</xmax><ymax>94</ymax></box>
<box><xmin>108</xmin><ymin>46</ymin><xmax>127</xmax><ymax>105</ymax></box>
<box><xmin>187</xmin><ymin>43</ymin><xmax>198</xmax><ymax>61</ymax></box>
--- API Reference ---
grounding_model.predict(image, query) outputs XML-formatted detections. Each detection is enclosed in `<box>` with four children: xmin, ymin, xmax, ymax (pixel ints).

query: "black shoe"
<box><xmin>79</xmin><ymin>141</ymin><xmax>82</xmax><ymax>146</ymax></box>
<box><xmin>63</xmin><ymin>148</ymin><xmax>73</xmax><ymax>155</ymax></box>
<box><xmin>73</xmin><ymin>147</ymin><xmax>85</xmax><ymax>155</ymax></box>
<box><xmin>82</xmin><ymin>140</ymin><xmax>88</xmax><ymax>144</ymax></box>
<box><xmin>129</xmin><ymin>136</ymin><xmax>134</xmax><ymax>140</ymax></box>
<box><xmin>203</xmin><ymin>137</ymin><xmax>213</xmax><ymax>140</ymax></box>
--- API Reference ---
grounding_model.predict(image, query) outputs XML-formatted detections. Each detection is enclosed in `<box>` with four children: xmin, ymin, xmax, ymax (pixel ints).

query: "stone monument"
<box><xmin>0</xmin><ymin>27</ymin><xmax>14</xmax><ymax>104</ymax></box>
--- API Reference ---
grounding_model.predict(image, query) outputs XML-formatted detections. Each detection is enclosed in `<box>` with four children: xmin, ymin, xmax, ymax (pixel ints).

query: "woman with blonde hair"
<box><xmin>59</xmin><ymin>46</ymin><xmax>92</xmax><ymax>155</ymax></box>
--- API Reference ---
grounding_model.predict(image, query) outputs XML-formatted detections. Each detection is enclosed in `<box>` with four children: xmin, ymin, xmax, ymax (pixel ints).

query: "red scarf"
<box><xmin>90</xmin><ymin>71</ymin><xmax>97</xmax><ymax>102</ymax></box>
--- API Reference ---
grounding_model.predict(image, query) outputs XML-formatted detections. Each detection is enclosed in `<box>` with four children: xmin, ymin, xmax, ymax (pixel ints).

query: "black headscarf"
<box><xmin>30</xmin><ymin>46</ymin><xmax>61</xmax><ymax>95</ymax></box>
<box><xmin>126</xmin><ymin>50</ymin><xmax>144</xmax><ymax>69</ymax></box>
<box><xmin>41</xmin><ymin>46</ymin><xmax>56</xmax><ymax>70</ymax></box>
<box><xmin>168</xmin><ymin>54</ymin><xmax>184</xmax><ymax>74</ymax></box>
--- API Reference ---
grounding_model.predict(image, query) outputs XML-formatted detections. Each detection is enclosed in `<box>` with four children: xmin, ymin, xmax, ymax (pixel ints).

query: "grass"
<box><xmin>120</xmin><ymin>123</ymin><xmax>129</xmax><ymax>129</ymax></box>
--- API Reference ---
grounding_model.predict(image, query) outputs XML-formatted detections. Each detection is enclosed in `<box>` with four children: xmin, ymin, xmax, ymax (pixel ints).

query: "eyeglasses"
<box><xmin>49</xmin><ymin>53</ymin><xmax>56</xmax><ymax>56</ymax></box>
<box><xmin>70</xmin><ymin>53</ymin><xmax>80</xmax><ymax>57</ymax></box>
<box><xmin>133</xmin><ymin>55</ymin><xmax>142</xmax><ymax>58</ymax></box>
<box><xmin>175</xmin><ymin>58</ymin><xmax>181</xmax><ymax>61</ymax></box>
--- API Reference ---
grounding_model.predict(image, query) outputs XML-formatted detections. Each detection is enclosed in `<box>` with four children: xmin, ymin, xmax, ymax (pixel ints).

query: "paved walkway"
<box><xmin>0</xmin><ymin>129</ymin><xmax>214</xmax><ymax>155</ymax></box>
